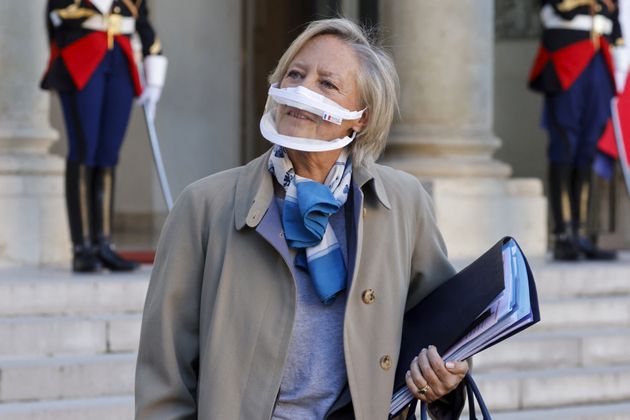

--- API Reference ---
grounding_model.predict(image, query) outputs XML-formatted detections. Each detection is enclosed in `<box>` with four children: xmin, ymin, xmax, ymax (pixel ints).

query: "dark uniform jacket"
<box><xmin>529</xmin><ymin>0</ymin><xmax>622</xmax><ymax>94</ymax></box>
<box><xmin>41</xmin><ymin>0</ymin><xmax>161</xmax><ymax>96</ymax></box>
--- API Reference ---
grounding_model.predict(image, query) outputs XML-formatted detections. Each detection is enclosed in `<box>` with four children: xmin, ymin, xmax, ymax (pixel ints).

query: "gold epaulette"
<box><xmin>557</xmin><ymin>0</ymin><xmax>595</xmax><ymax>12</ymax></box>
<box><xmin>55</xmin><ymin>3</ymin><xmax>97</xmax><ymax>20</ymax></box>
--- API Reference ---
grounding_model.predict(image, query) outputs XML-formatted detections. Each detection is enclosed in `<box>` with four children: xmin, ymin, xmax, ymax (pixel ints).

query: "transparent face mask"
<box><xmin>259</xmin><ymin>83</ymin><xmax>365</xmax><ymax>152</ymax></box>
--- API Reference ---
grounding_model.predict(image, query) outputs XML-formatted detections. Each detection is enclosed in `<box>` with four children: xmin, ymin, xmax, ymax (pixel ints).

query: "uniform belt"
<box><xmin>541</xmin><ymin>4</ymin><xmax>613</xmax><ymax>35</ymax></box>
<box><xmin>81</xmin><ymin>14</ymin><xmax>136</xmax><ymax>35</ymax></box>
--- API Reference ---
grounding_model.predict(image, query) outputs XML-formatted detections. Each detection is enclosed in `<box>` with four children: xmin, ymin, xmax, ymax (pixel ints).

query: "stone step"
<box><xmin>0</xmin><ymin>267</ymin><xmax>150</xmax><ymax>316</ymax></box>
<box><xmin>531</xmin><ymin>256</ymin><xmax>630</xmax><ymax>299</ymax></box>
<box><xmin>0</xmin><ymin>396</ymin><xmax>133</xmax><ymax>420</ymax></box>
<box><xmin>474</xmin><ymin>364</ymin><xmax>630</xmax><ymax>411</ymax></box>
<box><xmin>473</xmin><ymin>327</ymin><xmax>630</xmax><ymax>372</ymax></box>
<box><xmin>535</xmin><ymin>295</ymin><xmax>630</xmax><ymax>330</ymax></box>
<box><xmin>0</xmin><ymin>314</ymin><xmax>141</xmax><ymax>357</ymax></box>
<box><xmin>0</xmin><ymin>354</ymin><xmax>135</xmax><ymax>403</ymax></box>
<box><xmin>486</xmin><ymin>401</ymin><xmax>630</xmax><ymax>419</ymax></box>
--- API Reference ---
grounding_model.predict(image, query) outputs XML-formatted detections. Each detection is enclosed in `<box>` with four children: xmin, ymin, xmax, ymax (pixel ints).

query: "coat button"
<box><xmin>361</xmin><ymin>288</ymin><xmax>375</xmax><ymax>304</ymax></box>
<box><xmin>380</xmin><ymin>355</ymin><xmax>392</xmax><ymax>370</ymax></box>
<box><xmin>113</xmin><ymin>6</ymin><xmax>121</xmax><ymax>13</ymax></box>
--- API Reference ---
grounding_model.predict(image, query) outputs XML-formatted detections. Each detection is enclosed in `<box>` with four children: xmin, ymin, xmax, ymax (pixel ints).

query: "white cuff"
<box><xmin>144</xmin><ymin>55</ymin><xmax>168</xmax><ymax>88</ymax></box>
<box><xmin>49</xmin><ymin>11</ymin><xmax>62</xmax><ymax>27</ymax></box>
<box><xmin>593</xmin><ymin>14</ymin><xmax>611</xmax><ymax>35</ymax></box>
<box><xmin>613</xmin><ymin>46</ymin><xmax>629</xmax><ymax>75</ymax></box>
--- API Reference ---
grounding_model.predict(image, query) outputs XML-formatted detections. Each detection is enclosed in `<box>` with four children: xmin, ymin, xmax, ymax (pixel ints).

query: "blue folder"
<box><xmin>390</xmin><ymin>237</ymin><xmax>541</xmax><ymax>417</ymax></box>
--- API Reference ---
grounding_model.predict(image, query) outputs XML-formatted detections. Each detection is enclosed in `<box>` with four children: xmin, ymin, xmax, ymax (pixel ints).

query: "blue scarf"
<box><xmin>268</xmin><ymin>146</ymin><xmax>352</xmax><ymax>304</ymax></box>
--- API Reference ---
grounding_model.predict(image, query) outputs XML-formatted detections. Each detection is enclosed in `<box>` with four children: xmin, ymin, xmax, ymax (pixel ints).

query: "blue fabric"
<box><xmin>284</xmin><ymin>181</ymin><xmax>340</xmax><ymax>247</ymax></box>
<box><xmin>265</xmin><ymin>196</ymin><xmax>349</xmax><ymax>419</ymax></box>
<box><xmin>59</xmin><ymin>43</ymin><xmax>134</xmax><ymax>166</ymax></box>
<box><xmin>300</xmin><ymin>248</ymin><xmax>347</xmax><ymax>302</ymax></box>
<box><xmin>593</xmin><ymin>152</ymin><xmax>615</xmax><ymax>180</ymax></box>
<box><xmin>268</xmin><ymin>146</ymin><xmax>352</xmax><ymax>304</ymax></box>
<box><xmin>542</xmin><ymin>53</ymin><xmax>615</xmax><ymax>170</ymax></box>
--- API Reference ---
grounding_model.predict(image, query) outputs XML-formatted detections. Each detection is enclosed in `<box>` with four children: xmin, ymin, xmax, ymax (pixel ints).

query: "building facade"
<box><xmin>2</xmin><ymin>0</ymin><xmax>628</xmax><ymax>266</ymax></box>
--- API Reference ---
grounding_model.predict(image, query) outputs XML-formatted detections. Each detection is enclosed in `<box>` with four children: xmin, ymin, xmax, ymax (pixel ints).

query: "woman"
<box><xmin>135</xmin><ymin>18</ymin><xmax>468</xmax><ymax>420</ymax></box>
<box><xmin>41</xmin><ymin>0</ymin><xmax>167</xmax><ymax>272</ymax></box>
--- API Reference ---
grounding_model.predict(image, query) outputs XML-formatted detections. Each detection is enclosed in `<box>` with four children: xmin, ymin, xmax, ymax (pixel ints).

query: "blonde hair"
<box><xmin>267</xmin><ymin>18</ymin><xmax>399</xmax><ymax>167</ymax></box>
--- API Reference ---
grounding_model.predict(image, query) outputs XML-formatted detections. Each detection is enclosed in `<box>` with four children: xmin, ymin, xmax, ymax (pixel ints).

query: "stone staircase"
<box><xmin>0</xmin><ymin>267</ymin><xmax>149</xmax><ymax>420</ymax></box>
<box><xmin>470</xmin><ymin>254</ymin><xmax>630</xmax><ymax>419</ymax></box>
<box><xmin>0</xmin><ymin>255</ymin><xmax>629</xmax><ymax>419</ymax></box>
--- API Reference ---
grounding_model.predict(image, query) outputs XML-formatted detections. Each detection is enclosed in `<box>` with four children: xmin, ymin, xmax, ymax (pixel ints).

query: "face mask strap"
<box><xmin>259</xmin><ymin>112</ymin><xmax>356</xmax><ymax>152</ymax></box>
<box><xmin>268</xmin><ymin>83</ymin><xmax>365</xmax><ymax>125</ymax></box>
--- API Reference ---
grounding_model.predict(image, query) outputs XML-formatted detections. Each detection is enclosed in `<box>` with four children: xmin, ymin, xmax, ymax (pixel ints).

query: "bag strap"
<box><xmin>466</xmin><ymin>377</ymin><xmax>477</xmax><ymax>420</ymax></box>
<box><xmin>417</xmin><ymin>374</ymin><xmax>492</xmax><ymax>420</ymax></box>
<box><xmin>464</xmin><ymin>373</ymin><xmax>492</xmax><ymax>419</ymax></box>
<box><xmin>419</xmin><ymin>401</ymin><xmax>427</xmax><ymax>420</ymax></box>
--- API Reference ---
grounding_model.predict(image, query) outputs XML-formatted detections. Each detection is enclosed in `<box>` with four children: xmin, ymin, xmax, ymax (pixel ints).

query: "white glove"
<box><xmin>615</xmin><ymin>71</ymin><xmax>627</xmax><ymax>93</ymax></box>
<box><xmin>613</xmin><ymin>46</ymin><xmax>629</xmax><ymax>93</ymax></box>
<box><xmin>137</xmin><ymin>85</ymin><xmax>162</xmax><ymax>119</ymax></box>
<box><xmin>49</xmin><ymin>11</ymin><xmax>62</xmax><ymax>27</ymax></box>
<box><xmin>137</xmin><ymin>55</ymin><xmax>168</xmax><ymax>119</ymax></box>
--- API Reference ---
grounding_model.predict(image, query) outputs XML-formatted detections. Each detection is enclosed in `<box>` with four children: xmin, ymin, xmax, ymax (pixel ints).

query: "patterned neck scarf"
<box><xmin>268</xmin><ymin>145</ymin><xmax>352</xmax><ymax>304</ymax></box>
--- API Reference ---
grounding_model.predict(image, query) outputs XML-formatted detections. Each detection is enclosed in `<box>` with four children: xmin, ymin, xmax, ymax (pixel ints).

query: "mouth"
<box><xmin>286</xmin><ymin>107</ymin><xmax>316</xmax><ymax>122</ymax></box>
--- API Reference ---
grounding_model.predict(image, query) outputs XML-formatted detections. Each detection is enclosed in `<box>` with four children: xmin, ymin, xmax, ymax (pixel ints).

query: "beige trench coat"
<box><xmin>135</xmin><ymin>150</ymin><xmax>456</xmax><ymax>420</ymax></box>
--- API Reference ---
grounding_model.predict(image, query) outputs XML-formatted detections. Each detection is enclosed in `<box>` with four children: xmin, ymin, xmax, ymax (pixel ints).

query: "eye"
<box><xmin>286</xmin><ymin>70</ymin><xmax>303</xmax><ymax>80</ymax></box>
<box><xmin>320</xmin><ymin>79</ymin><xmax>338</xmax><ymax>90</ymax></box>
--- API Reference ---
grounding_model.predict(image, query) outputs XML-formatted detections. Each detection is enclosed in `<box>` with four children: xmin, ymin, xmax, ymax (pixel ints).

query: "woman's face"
<box><xmin>275</xmin><ymin>35</ymin><xmax>366</xmax><ymax>141</ymax></box>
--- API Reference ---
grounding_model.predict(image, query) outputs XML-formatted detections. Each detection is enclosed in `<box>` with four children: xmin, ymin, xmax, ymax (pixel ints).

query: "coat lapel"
<box><xmin>234</xmin><ymin>149</ymin><xmax>274</xmax><ymax>230</ymax></box>
<box><xmin>352</xmin><ymin>165</ymin><xmax>392</xmax><ymax>210</ymax></box>
<box><xmin>255</xmin><ymin>196</ymin><xmax>293</xmax><ymax>269</ymax></box>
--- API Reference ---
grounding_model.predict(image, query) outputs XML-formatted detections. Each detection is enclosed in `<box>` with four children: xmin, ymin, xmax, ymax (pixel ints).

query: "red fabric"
<box><xmin>551</xmin><ymin>39</ymin><xmax>596</xmax><ymax>90</ymax></box>
<box><xmin>528</xmin><ymin>40</ymin><xmax>603</xmax><ymax>90</ymax></box>
<box><xmin>528</xmin><ymin>47</ymin><xmax>550</xmax><ymax>82</ymax></box>
<box><xmin>60</xmin><ymin>32</ymin><xmax>108</xmax><ymax>91</ymax></box>
<box><xmin>529</xmin><ymin>38</ymin><xmax>617</xmax><ymax>91</ymax></box>
<box><xmin>117</xmin><ymin>250</ymin><xmax>155</xmax><ymax>264</ymax></box>
<box><xmin>59</xmin><ymin>32</ymin><xmax>142</xmax><ymax>96</ymax></box>
<box><xmin>598</xmin><ymin>80</ymin><xmax>630</xmax><ymax>167</ymax></box>
<box><xmin>115</xmin><ymin>35</ymin><xmax>143</xmax><ymax>96</ymax></box>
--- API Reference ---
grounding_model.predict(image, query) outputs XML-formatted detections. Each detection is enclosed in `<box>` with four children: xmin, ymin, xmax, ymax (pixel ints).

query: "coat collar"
<box><xmin>234</xmin><ymin>150</ymin><xmax>391</xmax><ymax>230</ymax></box>
<box><xmin>352</xmin><ymin>164</ymin><xmax>392</xmax><ymax>210</ymax></box>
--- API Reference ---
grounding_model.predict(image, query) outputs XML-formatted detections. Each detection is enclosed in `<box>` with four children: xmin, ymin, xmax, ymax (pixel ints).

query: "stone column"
<box><xmin>381</xmin><ymin>0</ymin><xmax>547</xmax><ymax>258</ymax></box>
<box><xmin>0</xmin><ymin>0</ymin><xmax>71</xmax><ymax>266</ymax></box>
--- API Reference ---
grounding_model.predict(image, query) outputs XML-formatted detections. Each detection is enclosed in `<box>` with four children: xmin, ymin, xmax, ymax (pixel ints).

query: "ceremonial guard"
<box><xmin>529</xmin><ymin>0</ymin><xmax>626</xmax><ymax>260</ymax></box>
<box><xmin>41</xmin><ymin>0</ymin><xmax>167</xmax><ymax>272</ymax></box>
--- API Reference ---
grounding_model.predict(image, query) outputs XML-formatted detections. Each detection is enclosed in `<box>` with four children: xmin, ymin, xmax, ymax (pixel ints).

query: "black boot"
<box><xmin>570</xmin><ymin>167</ymin><xmax>617</xmax><ymax>261</ymax></box>
<box><xmin>65</xmin><ymin>161</ymin><xmax>101</xmax><ymax>272</ymax></box>
<box><xmin>575</xmin><ymin>235</ymin><xmax>617</xmax><ymax>260</ymax></box>
<box><xmin>549</xmin><ymin>163</ymin><xmax>580</xmax><ymax>261</ymax></box>
<box><xmin>90</xmin><ymin>166</ymin><xmax>140</xmax><ymax>271</ymax></box>
<box><xmin>553</xmin><ymin>233</ymin><xmax>581</xmax><ymax>261</ymax></box>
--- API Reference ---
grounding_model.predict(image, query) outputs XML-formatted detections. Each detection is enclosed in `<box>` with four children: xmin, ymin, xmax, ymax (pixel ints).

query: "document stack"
<box><xmin>390</xmin><ymin>237</ymin><xmax>541</xmax><ymax>417</ymax></box>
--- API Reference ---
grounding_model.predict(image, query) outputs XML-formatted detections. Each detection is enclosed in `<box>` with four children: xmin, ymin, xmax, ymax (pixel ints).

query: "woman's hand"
<box><xmin>404</xmin><ymin>345</ymin><xmax>468</xmax><ymax>403</ymax></box>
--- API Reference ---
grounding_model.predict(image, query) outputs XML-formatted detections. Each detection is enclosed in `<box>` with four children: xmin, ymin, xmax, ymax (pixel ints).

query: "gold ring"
<box><xmin>418</xmin><ymin>385</ymin><xmax>430</xmax><ymax>396</ymax></box>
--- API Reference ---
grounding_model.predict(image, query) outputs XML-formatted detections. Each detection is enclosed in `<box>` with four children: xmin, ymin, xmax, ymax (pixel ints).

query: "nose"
<box><xmin>300</xmin><ymin>76</ymin><xmax>317</xmax><ymax>90</ymax></box>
